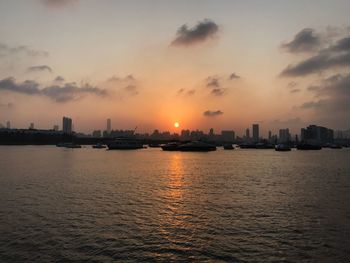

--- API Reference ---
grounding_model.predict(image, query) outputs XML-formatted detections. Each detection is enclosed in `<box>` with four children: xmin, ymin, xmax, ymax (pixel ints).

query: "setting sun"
<box><xmin>174</xmin><ymin>122</ymin><xmax>180</xmax><ymax>128</ymax></box>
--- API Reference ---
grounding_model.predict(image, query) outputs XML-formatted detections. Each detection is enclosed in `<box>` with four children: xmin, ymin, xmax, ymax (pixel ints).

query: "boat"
<box><xmin>148</xmin><ymin>143</ymin><xmax>162</xmax><ymax>148</ymax></box>
<box><xmin>107</xmin><ymin>138</ymin><xmax>144</xmax><ymax>150</ymax></box>
<box><xmin>56</xmin><ymin>142</ymin><xmax>82</xmax><ymax>148</ymax></box>
<box><xmin>178</xmin><ymin>141</ymin><xmax>216</xmax><ymax>152</ymax></box>
<box><xmin>296</xmin><ymin>143</ymin><xmax>322</xmax><ymax>150</ymax></box>
<box><xmin>255</xmin><ymin>143</ymin><xmax>275</xmax><ymax>149</ymax></box>
<box><xmin>223</xmin><ymin>144</ymin><xmax>234</xmax><ymax>150</ymax></box>
<box><xmin>161</xmin><ymin>142</ymin><xmax>182</xmax><ymax>151</ymax></box>
<box><xmin>330</xmin><ymin>144</ymin><xmax>342</xmax><ymax>149</ymax></box>
<box><xmin>275</xmin><ymin>144</ymin><xmax>291</xmax><ymax>151</ymax></box>
<box><xmin>92</xmin><ymin>143</ymin><xmax>106</xmax><ymax>149</ymax></box>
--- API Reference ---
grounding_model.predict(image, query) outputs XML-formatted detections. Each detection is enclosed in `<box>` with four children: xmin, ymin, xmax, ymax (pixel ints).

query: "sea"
<box><xmin>0</xmin><ymin>146</ymin><xmax>349</xmax><ymax>262</ymax></box>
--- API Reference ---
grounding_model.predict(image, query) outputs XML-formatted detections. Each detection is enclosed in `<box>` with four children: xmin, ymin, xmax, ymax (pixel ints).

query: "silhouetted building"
<box><xmin>209</xmin><ymin>128</ymin><xmax>214</xmax><ymax>137</ymax></box>
<box><xmin>29</xmin><ymin>123</ymin><xmax>34</xmax><ymax>129</ymax></box>
<box><xmin>6</xmin><ymin>121</ymin><xmax>11</xmax><ymax>129</ymax></box>
<box><xmin>245</xmin><ymin>128</ymin><xmax>250</xmax><ymax>139</ymax></box>
<box><xmin>62</xmin><ymin>117</ymin><xmax>72</xmax><ymax>134</ymax></box>
<box><xmin>301</xmin><ymin>125</ymin><xmax>334</xmax><ymax>144</ymax></box>
<box><xmin>53</xmin><ymin>125</ymin><xmax>59</xmax><ymax>131</ymax></box>
<box><xmin>279</xmin><ymin>128</ymin><xmax>291</xmax><ymax>143</ymax></box>
<box><xmin>252</xmin><ymin>124</ymin><xmax>259</xmax><ymax>142</ymax></box>
<box><xmin>181</xmin><ymin>129</ymin><xmax>190</xmax><ymax>141</ymax></box>
<box><xmin>92</xmin><ymin>130</ymin><xmax>102</xmax><ymax>138</ymax></box>
<box><xmin>221</xmin><ymin>130</ymin><xmax>235</xmax><ymax>142</ymax></box>
<box><xmin>107</xmin><ymin>118</ymin><xmax>111</xmax><ymax>134</ymax></box>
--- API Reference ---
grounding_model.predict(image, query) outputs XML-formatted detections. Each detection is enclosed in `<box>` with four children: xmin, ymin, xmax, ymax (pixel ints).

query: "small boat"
<box><xmin>92</xmin><ymin>143</ymin><xmax>106</xmax><ymax>149</ymax></box>
<box><xmin>148</xmin><ymin>143</ymin><xmax>162</xmax><ymax>148</ymax></box>
<box><xmin>56</xmin><ymin>142</ymin><xmax>82</xmax><ymax>148</ymax></box>
<box><xmin>275</xmin><ymin>144</ymin><xmax>291</xmax><ymax>151</ymax></box>
<box><xmin>178</xmin><ymin>141</ymin><xmax>216</xmax><ymax>152</ymax></box>
<box><xmin>330</xmin><ymin>144</ymin><xmax>342</xmax><ymax>149</ymax></box>
<box><xmin>161</xmin><ymin>142</ymin><xmax>181</xmax><ymax>151</ymax></box>
<box><xmin>297</xmin><ymin>143</ymin><xmax>322</xmax><ymax>150</ymax></box>
<box><xmin>223</xmin><ymin>144</ymin><xmax>234</xmax><ymax>150</ymax></box>
<box><xmin>107</xmin><ymin>138</ymin><xmax>144</xmax><ymax>150</ymax></box>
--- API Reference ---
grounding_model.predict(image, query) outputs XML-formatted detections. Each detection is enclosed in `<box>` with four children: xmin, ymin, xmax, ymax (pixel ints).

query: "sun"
<box><xmin>174</xmin><ymin>122</ymin><xmax>180</xmax><ymax>128</ymax></box>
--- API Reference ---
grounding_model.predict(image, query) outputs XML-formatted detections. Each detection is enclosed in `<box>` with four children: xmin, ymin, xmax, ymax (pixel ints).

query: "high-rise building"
<box><xmin>279</xmin><ymin>128</ymin><xmax>291</xmax><ymax>143</ymax></box>
<box><xmin>92</xmin><ymin>130</ymin><xmax>102</xmax><ymax>138</ymax></box>
<box><xmin>62</xmin><ymin>117</ymin><xmax>72</xmax><ymax>134</ymax></box>
<box><xmin>53</xmin><ymin>125</ymin><xmax>59</xmax><ymax>131</ymax></box>
<box><xmin>221</xmin><ymin>130</ymin><xmax>235</xmax><ymax>142</ymax></box>
<box><xmin>29</xmin><ymin>123</ymin><xmax>34</xmax><ymax>129</ymax></box>
<box><xmin>300</xmin><ymin>125</ymin><xmax>334</xmax><ymax>144</ymax></box>
<box><xmin>107</xmin><ymin>118</ymin><xmax>111</xmax><ymax>134</ymax></box>
<box><xmin>252</xmin><ymin>124</ymin><xmax>259</xmax><ymax>142</ymax></box>
<box><xmin>245</xmin><ymin>128</ymin><xmax>250</xmax><ymax>138</ymax></box>
<box><xmin>6</xmin><ymin>121</ymin><xmax>10</xmax><ymax>129</ymax></box>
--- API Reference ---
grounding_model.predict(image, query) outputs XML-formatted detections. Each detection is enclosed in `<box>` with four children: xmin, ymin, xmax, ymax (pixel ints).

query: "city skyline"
<box><xmin>0</xmin><ymin>1</ymin><xmax>350</xmax><ymax>133</ymax></box>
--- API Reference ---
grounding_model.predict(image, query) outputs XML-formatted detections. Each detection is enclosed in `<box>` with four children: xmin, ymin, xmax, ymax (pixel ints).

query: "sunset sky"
<box><xmin>0</xmin><ymin>0</ymin><xmax>350</xmax><ymax>135</ymax></box>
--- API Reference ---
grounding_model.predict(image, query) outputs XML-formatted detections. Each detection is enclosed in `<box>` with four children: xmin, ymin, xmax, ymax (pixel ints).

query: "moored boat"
<box><xmin>296</xmin><ymin>143</ymin><xmax>322</xmax><ymax>150</ymax></box>
<box><xmin>161</xmin><ymin>142</ymin><xmax>181</xmax><ymax>151</ymax></box>
<box><xmin>178</xmin><ymin>141</ymin><xmax>216</xmax><ymax>152</ymax></box>
<box><xmin>223</xmin><ymin>144</ymin><xmax>234</xmax><ymax>150</ymax></box>
<box><xmin>107</xmin><ymin>138</ymin><xmax>144</xmax><ymax>150</ymax></box>
<box><xmin>275</xmin><ymin>144</ymin><xmax>291</xmax><ymax>151</ymax></box>
<box><xmin>92</xmin><ymin>143</ymin><xmax>106</xmax><ymax>149</ymax></box>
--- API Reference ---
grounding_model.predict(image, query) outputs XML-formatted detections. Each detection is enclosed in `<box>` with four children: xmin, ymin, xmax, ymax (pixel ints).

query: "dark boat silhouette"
<box><xmin>92</xmin><ymin>143</ymin><xmax>106</xmax><ymax>149</ymax></box>
<box><xmin>161</xmin><ymin>142</ymin><xmax>182</xmax><ymax>151</ymax></box>
<box><xmin>178</xmin><ymin>141</ymin><xmax>216</xmax><ymax>152</ymax></box>
<box><xmin>275</xmin><ymin>144</ymin><xmax>291</xmax><ymax>151</ymax></box>
<box><xmin>223</xmin><ymin>144</ymin><xmax>234</xmax><ymax>150</ymax></box>
<box><xmin>107</xmin><ymin>137</ymin><xmax>144</xmax><ymax>150</ymax></box>
<box><xmin>296</xmin><ymin>143</ymin><xmax>322</xmax><ymax>150</ymax></box>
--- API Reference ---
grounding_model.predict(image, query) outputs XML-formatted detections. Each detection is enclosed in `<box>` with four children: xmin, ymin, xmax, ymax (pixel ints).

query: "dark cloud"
<box><xmin>206</xmin><ymin>77</ymin><xmax>220</xmax><ymax>88</ymax></box>
<box><xmin>124</xmin><ymin>85</ymin><xmax>138</xmax><ymax>96</ymax></box>
<box><xmin>229</xmin><ymin>73</ymin><xmax>240</xmax><ymax>80</ymax></box>
<box><xmin>107</xmin><ymin>74</ymin><xmax>135</xmax><ymax>83</ymax></box>
<box><xmin>290</xmin><ymin>88</ymin><xmax>301</xmax><ymax>93</ymax></box>
<box><xmin>41</xmin><ymin>0</ymin><xmax>79</xmax><ymax>8</ymax></box>
<box><xmin>300</xmin><ymin>74</ymin><xmax>350</xmax><ymax>116</ymax></box>
<box><xmin>187</xmin><ymin>89</ymin><xmax>196</xmax><ymax>96</ymax></box>
<box><xmin>0</xmin><ymin>43</ymin><xmax>48</xmax><ymax>57</ymax></box>
<box><xmin>0</xmin><ymin>77</ymin><xmax>106</xmax><ymax>103</ymax></box>
<box><xmin>281</xmin><ymin>28</ymin><xmax>321</xmax><ymax>53</ymax></box>
<box><xmin>171</xmin><ymin>19</ymin><xmax>219</xmax><ymax>47</ymax></box>
<box><xmin>211</xmin><ymin>88</ymin><xmax>226</xmax><ymax>96</ymax></box>
<box><xmin>286</xmin><ymin>81</ymin><xmax>298</xmax><ymax>89</ymax></box>
<box><xmin>27</xmin><ymin>65</ymin><xmax>53</xmax><ymax>73</ymax></box>
<box><xmin>54</xmin><ymin>76</ymin><xmax>65</xmax><ymax>82</ymax></box>
<box><xmin>203</xmin><ymin>110</ymin><xmax>223</xmax><ymax>117</ymax></box>
<box><xmin>280</xmin><ymin>33</ymin><xmax>350</xmax><ymax>77</ymax></box>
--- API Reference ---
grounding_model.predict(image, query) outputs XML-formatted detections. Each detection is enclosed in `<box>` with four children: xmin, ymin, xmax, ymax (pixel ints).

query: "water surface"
<box><xmin>0</xmin><ymin>146</ymin><xmax>349</xmax><ymax>262</ymax></box>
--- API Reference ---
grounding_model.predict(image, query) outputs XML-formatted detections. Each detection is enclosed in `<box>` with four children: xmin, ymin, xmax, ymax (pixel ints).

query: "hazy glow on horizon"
<box><xmin>0</xmin><ymin>0</ymin><xmax>350</xmax><ymax>135</ymax></box>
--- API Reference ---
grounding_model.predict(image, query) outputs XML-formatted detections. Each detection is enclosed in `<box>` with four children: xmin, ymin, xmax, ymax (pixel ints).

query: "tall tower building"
<box><xmin>62</xmin><ymin>117</ymin><xmax>72</xmax><ymax>134</ymax></box>
<box><xmin>245</xmin><ymin>128</ymin><xmax>250</xmax><ymax>138</ymax></box>
<box><xmin>6</xmin><ymin>121</ymin><xmax>11</xmax><ymax>129</ymax></box>
<box><xmin>252</xmin><ymin>124</ymin><xmax>259</xmax><ymax>142</ymax></box>
<box><xmin>107</xmin><ymin>118</ymin><xmax>112</xmax><ymax>134</ymax></box>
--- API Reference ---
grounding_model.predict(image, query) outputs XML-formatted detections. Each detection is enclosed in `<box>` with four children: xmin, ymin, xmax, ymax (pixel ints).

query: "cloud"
<box><xmin>300</xmin><ymin>74</ymin><xmax>350</xmax><ymax>114</ymax></box>
<box><xmin>27</xmin><ymin>65</ymin><xmax>53</xmax><ymax>73</ymax></box>
<box><xmin>107</xmin><ymin>74</ymin><xmax>135</xmax><ymax>83</ymax></box>
<box><xmin>0</xmin><ymin>43</ymin><xmax>48</xmax><ymax>57</ymax></box>
<box><xmin>281</xmin><ymin>28</ymin><xmax>321</xmax><ymax>53</ymax></box>
<box><xmin>203</xmin><ymin>110</ymin><xmax>223</xmax><ymax>117</ymax></box>
<box><xmin>41</xmin><ymin>0</ymin><xmax>79</xmax><ymax>8</ymax></box>
<box><xmin>124</xmin><ymin>85</ymin><xmax>138</xmax><ymax>96</ymax></box>
<box><xmin>287</xmin><ymin>81</ymin><xmax>298</xmax><ymax>89</ymax></box>
<box><xmin>290</xmin><ymin>88</ymin><xmax>301</xmax><ymax>93</ymax></box>
<box><xmin>271</xmin><ymin>117</ymin><xmax>304</xmax><ymax>125</ymax></box>
<box><xmin>187</xmin><ymin>89</ymin><xmax>196</xmax><ymax>96</ymax></box>
<box><xmin>229</xmin><ymin>73</ymin><xmax>240</xmax><ymax>80</ymax></box>
<box><xmin>280</xmin><ymin>34</ymin><xmax>350</xmax><ymax>77</ymax></box>
<box><xmin>0</xmin><ymin>77</ymin><xmax>106</xmax><ymax>103</ymax></box>
<box><xmin>211</xmin><ymin>88</ymin><xmax>226</xmax><ymax>96</ymax></box>
<box><xmin>54</xmin><ymin>76</ymin><xmax>65</xmax><ymax>82</ymax></box>
<box><xmin>171</xmin><ymin>19</ymin><xmax>219</xmax><ymax>47</ymax></box>
<box><xmin>206</xmin><ymin>77</ymin><xmax>220</xmax><ymax>88</ymax></box>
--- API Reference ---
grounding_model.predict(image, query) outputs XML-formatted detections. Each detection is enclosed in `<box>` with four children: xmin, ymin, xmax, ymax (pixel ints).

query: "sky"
<box><xmin>0</xmin><ymin>0</ymin><xmax>350</xmax><ymax>136</ymax></box>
